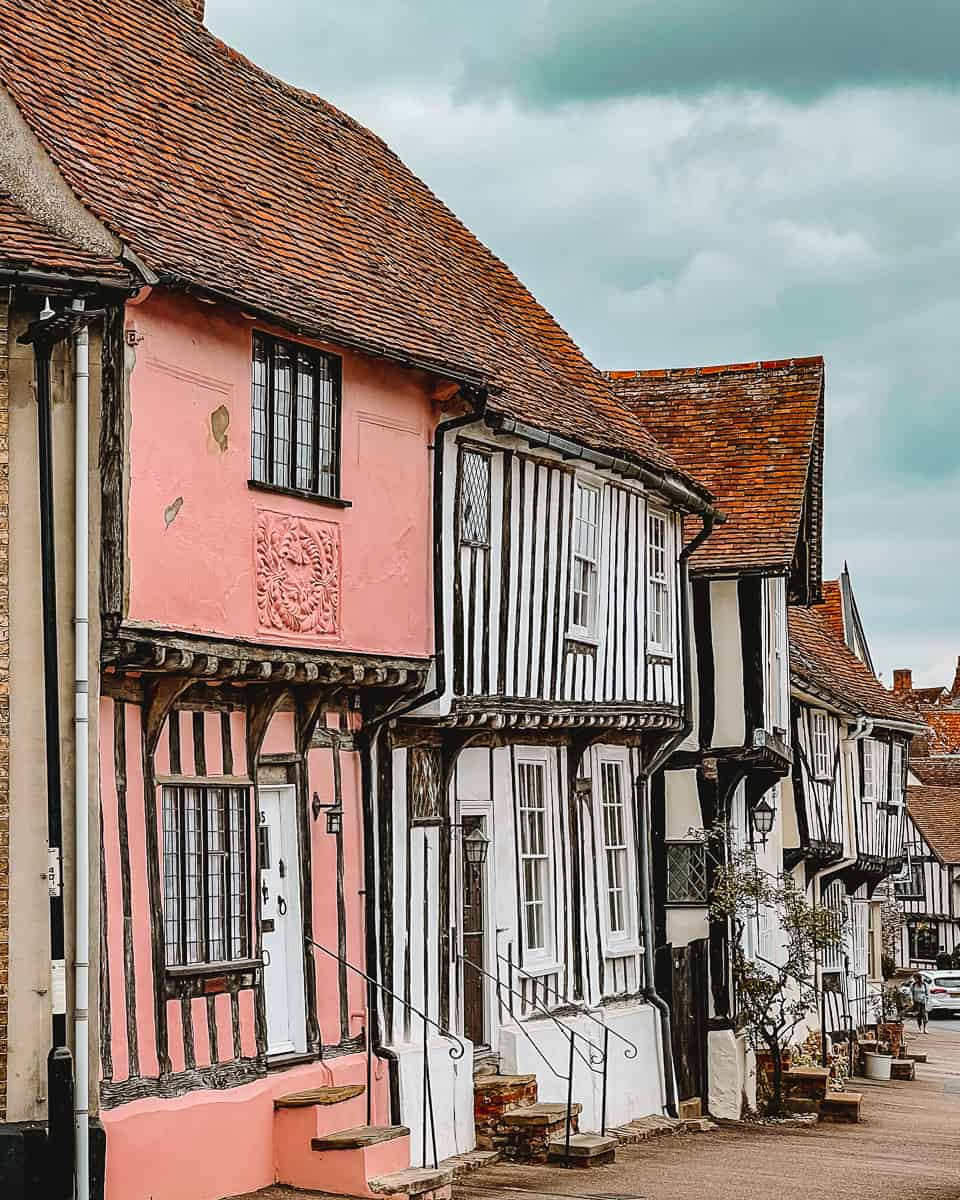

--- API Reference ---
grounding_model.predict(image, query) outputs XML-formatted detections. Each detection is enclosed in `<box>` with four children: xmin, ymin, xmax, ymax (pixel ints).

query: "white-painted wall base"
<box><xmin>707</xmin><ymin>1028</ymin><xmax>755</xmax><ymax>1119</ymax></box>
<box><xmin>393</xmin><ymin>1036</ymin><xmax>476</xmax><ymax>1166</ymax></box>
<box><xmin>499</xmin><ymin>1001</ymin><xmax>664</xmax><ymax>1130</ymax></box>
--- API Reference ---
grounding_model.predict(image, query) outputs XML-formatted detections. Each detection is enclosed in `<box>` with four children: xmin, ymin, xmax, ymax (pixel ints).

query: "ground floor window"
<box><xmin>909</xmin><ymin>920</ymin><xmax>940</xmax><ymax>963</ymax></box>
<box><xmin>162</xmin><ymin>784</ymin><xmax>251</xmax><ymax>967</ymax></box>
<box><xmin>516</xmin><ymin>758</ymin><xmax>553</xmax><ymax>960</ymax></box>
<box><xmin>665</xmin><ymin>842</ymin><xmax>707</xmax><ymax>904</ymax></box>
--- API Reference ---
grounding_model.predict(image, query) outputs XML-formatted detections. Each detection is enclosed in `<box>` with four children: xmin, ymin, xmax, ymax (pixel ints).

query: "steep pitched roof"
<box><xmin>607</xmin><ymin>357</ymin><xmax>823</xmax><ymax>575</ymax></box>
<box><xmin>0</xmin><ymin>0</ymin><xmax>705</xmax><ymax>498</ymax></box>
<box><xmin>910</xmin><ymin>757</ymin><xmax>960</xmax><ymax>788</ymax></box>
<box><xmin>0</xmin><ymin>192</ymin><xmax>130</xmax><ymax>281</ymax></box>
<box><xmin>788</xmin><ymin>604</ymin><xmax>922</xmax><ymax>727</ymax></box>
<box><xmin>906</xmin><ymin>786</ymin><xmax>960</xmax><ymax>865</ymax></box>
<box><xmin>821</xmin><ymin>580</ymin><xmax>845</xmax><ymax>642</ymax></box>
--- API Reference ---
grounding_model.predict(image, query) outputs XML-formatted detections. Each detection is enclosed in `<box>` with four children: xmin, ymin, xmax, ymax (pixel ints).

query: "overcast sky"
<box><xmin>206</xmin><ymin>1</ymin><xmax>959</xmax><ymax>688</ymax></box>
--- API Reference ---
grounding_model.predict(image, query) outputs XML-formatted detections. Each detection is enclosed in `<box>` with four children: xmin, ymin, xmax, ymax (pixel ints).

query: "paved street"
<box><xmin>455</xmin><ymin>1024</ymin><xmax>960</xmax><ymax>1200</ymax></box>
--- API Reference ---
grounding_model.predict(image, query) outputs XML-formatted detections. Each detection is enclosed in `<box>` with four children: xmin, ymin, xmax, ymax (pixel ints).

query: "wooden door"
<box><xmin>462</xmin><ymin>815</ymin><xmax>487</xmax><ymax>1047</ymax></box>
<box><xmin>656</xmin><ymin>938</ymin><xmax>709</xmax><ymax>1104</ymax></box>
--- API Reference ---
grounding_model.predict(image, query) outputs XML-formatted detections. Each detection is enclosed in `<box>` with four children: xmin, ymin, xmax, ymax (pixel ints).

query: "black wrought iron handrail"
<box><xmin>495</xmin><ymin>950</ymin><xmax>639</xmax><ymax>1060</ymax></box>
<box><xmin>458</xmin><ymin>954</ymin><xmax>604</xmax><ymax>1077</ymax></box>
<box><xmin>306</xmin><ymin>935</ymin><xmax>466</xmax><ymax>1061</ymax></box>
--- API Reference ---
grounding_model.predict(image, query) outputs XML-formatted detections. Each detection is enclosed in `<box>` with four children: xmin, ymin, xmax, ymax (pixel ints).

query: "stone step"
<box><xmin>905</xmin><ymin>1052</ymin><xmax>927</xmax><ymax>1063</ymax></box>
<box><xmin>501</xmin><ymin>1102</ymin><xmax>582</xmax><ymax>1128</ymax></box>
<box><xmin>608</xmin><ymin>1115</ymin><xmax>682</xmax><ymax>1144</ymax></box>
<box><xmin>819</xmin><ymin>1093</ymin><xmax>862</xmax><ymax>1124</ymax></box>
<box><xmin>785</xmin><ymin>1097</ymin><xmax>819</xmax><ymax>1115</ymax></box>
<box><xmin>890</xmin><ymin>1059</ymin><xmax>916</xmax><ymax>1081</ymax></box>
<box><xmin>547</xmin><ymin>1133</ymin><xmax>618</xmax><ymax>1167</ymax></box>
<box><xmin>473</xmin><ymin>1074</ymin><xmax>537</xmax><ymax>1093</ymax></box>
<box><xmin>369</xmin><ymin>1166</ymin><xmax>454</xmax><ymax>1196</ymax></box>
<box><xmin>274</xmin><ymin>1084</ymin><xmax>366</xmax><ymax>1109</ymax></box>
<box><xmin>678</xmin><ymin>1097</ymin><xmax>702</xmax><ymax>1120</ymax></box>
<box><xmin>311</xmin><ymin>1125</ymin><xmax>409</xmax><ymax>1151</ymax></box>
<box><xmin>438</xmin><ymin>1150</ymin><xmax>501</xmax><ymax>1179</ymax></box>
<box><xmin>783</xmin><ymin>1067</ymin><xmax>830</xmax><ymax>1101</ymax></box>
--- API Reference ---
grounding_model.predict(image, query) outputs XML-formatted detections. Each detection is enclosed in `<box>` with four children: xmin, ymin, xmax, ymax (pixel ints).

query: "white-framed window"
<box><xmin>647</xmin><ymin>509</ymin><xmax>671</xmax><ymax>653</ymax></box>
<box><xmin>516</xmin><ymin>756</ymin><xmax>554</xmax><ymax>962</ymax></box>
<box><xmin>597</xmin><ymin>757</ymin><xmax>635</xmax><ymax>944</ymax></box>
<box><xmin>811</xmin><ymin>710</ymin><xmax>830</xmax><ymax>779</ymax></box>
<box><xmin>570</xmin><ymin>480</ymin><xmax>601</xmax><ymax>638</ymax></box>
<box><xmin>891</xmin><ymin>742</ymin><xmax>905</xmax><ymax>802</ymax></box>
<box><xmin>862</xmin><ymin>739</ymin><xmax>877</xmax><ymax>801</ymax></box>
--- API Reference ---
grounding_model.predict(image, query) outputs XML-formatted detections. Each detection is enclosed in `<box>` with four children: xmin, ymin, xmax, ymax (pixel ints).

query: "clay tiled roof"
<box><xmin>910</xmin><ymin>757</ymin><xmax>960</xmax><ymax>788</ymax></box>
<box><xmin>0</xmin><ymin>192</ymin><xmax>130</xmax><ymax>280</ymax></box>
<box><xmin>906</xmin><ymin>786</ymin><xmax>960</xmax><ymax>864</ymax></box>
<box><xmin>915</xmin><ymin>711</ymin><xmax>960</xmax><ymax>756</ymax></box>
<box><xmin>0</xmin><ymin>0</ymin><xmax>704</xmax><ymax>495</ymax></box>
<box><xmin>607</xmin><ymin>358</ymin><xmax>823</xmax><ymax>573</ymax></box>
<box><xmin>788</xmin><ymin>604</ymin><xmax>922</xmax><ymax>727</ymax></box>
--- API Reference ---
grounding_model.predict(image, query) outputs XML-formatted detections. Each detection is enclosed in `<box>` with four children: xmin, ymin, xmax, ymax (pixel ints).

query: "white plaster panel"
<box><xmin>666</xmin><ymin>907</ymin><xmax>709</xmax><ymax>949</ymax></box>
<box><xmin>664</xmin><ymin>768</ymin><xmax>702</xmax><ymax>840</ymax></box>
<box><xmin>710</xmin><ymin>580</ymin><xmax>746</xmax><ymax>748</ymax></box>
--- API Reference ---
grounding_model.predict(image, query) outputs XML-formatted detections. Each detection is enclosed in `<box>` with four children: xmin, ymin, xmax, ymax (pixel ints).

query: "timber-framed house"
<box><xmin>0</xmin><ymin>0</ymin><xmax>719</xmax><ymax>1196</ymax></box>
<box><xmin>786</xmin><ymin>574</ymin><xmax>923</xmax><ymax>1030</ymax></box>
<box><xmin>895</xmin><ymin>786</ymin><xmax>960</xmax><ymax>968</ymax></box>
<box><xmin>609</xmin><ymin>358</ymin><xmax>824</xmax><ymax>1117</ymax></box>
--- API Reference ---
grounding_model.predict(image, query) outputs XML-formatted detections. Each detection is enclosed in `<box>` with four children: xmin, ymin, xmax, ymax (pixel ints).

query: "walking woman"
<box><xmin>910</xmin><ymin>973</ymin><xmax>931</xmax><ymax>1033</ymax></box>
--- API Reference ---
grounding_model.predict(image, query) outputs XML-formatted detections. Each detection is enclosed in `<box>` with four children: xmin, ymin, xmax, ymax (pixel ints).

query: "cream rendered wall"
<box><xmin>709</xmin><ymin>580</ymin><xmax>745</xmax><ymax>748</ymax></box>
<box><xmin>7</xmin><ymin>306</ymin><xmax>102</xmax><ymax>1120</ymax></box>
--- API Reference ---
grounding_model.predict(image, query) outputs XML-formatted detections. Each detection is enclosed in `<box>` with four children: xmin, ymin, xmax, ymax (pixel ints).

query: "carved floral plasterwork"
<box><xmin>255</xmin><ymin>510</ymin><xmax>341</xmax><ymax>637</ymax></box>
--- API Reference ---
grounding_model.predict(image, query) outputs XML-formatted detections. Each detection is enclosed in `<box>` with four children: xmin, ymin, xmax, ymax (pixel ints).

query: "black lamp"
<box><xmin>462</xmin><ymin>826</ymin><xmax>490</xmax><ymax>867</ymax></box>
<box><xmin>312</xmin><ymin>792</ymin><xmax>343</xmax><ymax>835</ymax></box>
<box><xmin>751</xmin><ymin>796</ymin><xmax>776</xmax><ymax>847</ymax></box>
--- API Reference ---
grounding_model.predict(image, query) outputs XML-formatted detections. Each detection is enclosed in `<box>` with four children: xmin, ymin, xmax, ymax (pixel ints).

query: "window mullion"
<box><xmin>178</xmin><ymin>789</ymin><xmax>188</xmax><ymax>966</ymax></box>
<box><xmin>265</xmin><ymin>339</ymin><xmax>275</xmax><ymax>489</ymax></box>
<box><xmin>290</xmin><ymin>354</ymin><xmax>300</xmax><ymax>491</ymax></box>
<box><xmin>201</xmin><ymin>786</ymin><xmax>210</xmax><ymax>964</ymax></box>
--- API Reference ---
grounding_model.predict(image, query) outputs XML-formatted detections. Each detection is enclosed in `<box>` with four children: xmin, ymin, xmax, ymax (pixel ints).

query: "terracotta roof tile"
<box><xmin>0</xmin><ymin>0</ymin><xmax>702</xmax><ymax>493</ymax></box>
<box><xmin>915</xmin><ymin>710</ymin><xmax>960</xmax><ymax>756</ymax></box>
<box><xmin>607</xmin><ymin>358</ymin><xmax>823</xmax><ymax>572</ymax></box>
<box><xmin>906</xmin><ymin>786</ymin><xmax>960</xmax><ymax>864</ymax></box>
<box><xmin>788</xmin><ymin>604</ymin><xmax>922</xmax><ymax>727</ymax></box>
<box><xmin>0</xmin><ymin>192</ymin><xmax>130</xmax><ymax>279</ymax></box>
<box><xmin>910</xmin><ymin>757</ymin><xmax>960</xmax><ymax>788</ymax></box>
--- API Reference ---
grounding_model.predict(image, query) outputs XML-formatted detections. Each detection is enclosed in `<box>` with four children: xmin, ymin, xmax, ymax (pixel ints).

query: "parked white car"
<box><xmin>897</xmin><ymin>970</ymin><xmax>960</xmax><ymax>1017</ymax></box>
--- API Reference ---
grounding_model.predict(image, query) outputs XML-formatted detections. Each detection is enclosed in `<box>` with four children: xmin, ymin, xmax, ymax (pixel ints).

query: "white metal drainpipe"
<box><xmin>72</xmin><ymin>297</ymin><xmax>90</xmax><ymax>1200</ymax></box>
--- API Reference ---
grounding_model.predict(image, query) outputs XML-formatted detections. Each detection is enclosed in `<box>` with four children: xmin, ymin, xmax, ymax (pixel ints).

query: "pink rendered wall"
<box><xmin>124</xmin><ymin>290</ymin><xmax>436</xmax><ymax>657</ymax></box>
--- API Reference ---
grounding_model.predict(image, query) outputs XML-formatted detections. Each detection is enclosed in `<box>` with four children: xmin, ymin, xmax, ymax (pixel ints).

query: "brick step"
<box><xmin>890</xmin><ymin>1059</ymin><xmax>916</xmax><ymax>1081</ymax></box>
<box><xmin>785</xmin><ymin>1098</ymin><xmax>819</xmax><ymax>1115</ymax></box>
<box><xmin>819</xmin><ymin>1093</ymin><xmax>862</xmax><ymax>1124</ymax></box>
<box><xmin>783</xmin><ymin>1067</ymin><xmax>830</xmax><ymax>1102</ymax></box>
<box><xmin>678</xmin><ymin>1097</ymin><xmax>702</xmax><ymax>1120</ymax></box>
<box><xmin>369</xmin><ymin>1166</ymin><xmax>454</xmax><ymax>1197</ymax></box>
<box><xmin>274</xmin><ymin>1084</ymin><xmax>366</xmax><ymax>1109</ymax></box>
<box><xmin>500</xmin><ymin>1102</ymin><xmax>582</xmax><ymax>1128</ymax></box>
<box><xmin>547</xmin><ymin>1133</ymin><xmax>618</xmax><ymax>1167</ymax></box>
<box><xmin>473</xmin><ymin>1073</ymin><xmax>537</xmax><ymax>1093</ymax></box>
<box><xmin>312</xmin><ymin>1125</ymin><xmax>409</xmax><ymax>1151</ymax></box>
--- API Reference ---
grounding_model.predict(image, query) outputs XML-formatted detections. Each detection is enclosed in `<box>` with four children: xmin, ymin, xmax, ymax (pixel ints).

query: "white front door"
<box><xmin>259</xmin><ymin>785</ymin><xmax>308</xmax><ymax>1057</ymax></box>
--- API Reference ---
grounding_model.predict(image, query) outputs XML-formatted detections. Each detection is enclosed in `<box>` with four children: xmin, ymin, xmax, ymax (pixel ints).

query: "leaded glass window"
<box><xmin>251</xmin><ymin>331</ymin><xmax>341</xmax><ymax>498</ymax></box>
<box><xmin>459</xmin><ymin>450</ymin><xmax>490</xmax><ymax>545</ymax></box>
<box><xmin>666</xmin><ymin>842</ymin><xmax>707</xmax><ymax>904</ymax></box>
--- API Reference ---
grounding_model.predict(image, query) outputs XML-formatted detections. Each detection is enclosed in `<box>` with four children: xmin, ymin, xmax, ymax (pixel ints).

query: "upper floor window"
<box><xmin>862</xmin><ymin>739</ymin><xmax>877</xmax><ymax>801</ymax></box>
<box><xmin>894</xmin><ymin>861</ymin><xmax>924</xmax><ymax>900</ymax></box>
<box><xmin>251</xmin><ymin>332</ymin><xmax>341</xmax><ymax>499</ymax></box>
<box><xmin>767</xmin><ymin>578</ymin><xmax>787</xmax><ymax>730</ymax></box>
<box><xmin>647</xmin><ymin>510</ymin><xmax>671</xmax><ymax>653</ymax></box>
<box><xmin>162</xmin><ymin>785</ymin><xmax>250</xmax><ymax>968</ymax></box>
<box><xmin>811</xmin><ymin>710</ymin><xmax>830</xmax><ymax>779</ymax></box>
<box><xmin>666</xmin><ymin>842</ymin><xmax>707</xmax><ymax>904</ymax></box>
<box><xmin>516</xmin><ymin>758</ymin><xmax>554</xmax><ymax>961</ymax></box>
<box><xmin>459</xmin><ymin>449</ymin><xmax>490</xmax><ymax>546</ymax></box>
<box><xmin>891</xmin><ymin>742</ymin><xmax>905</xmax><ymax>801</ymax></box>
<box><xmin>570</xmin><ymin>481</ymin><xmax>600</xmax><ymax>638</ymax></box>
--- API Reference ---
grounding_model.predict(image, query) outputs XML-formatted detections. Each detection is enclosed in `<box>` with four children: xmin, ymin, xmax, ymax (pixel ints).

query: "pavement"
<box><xmin>454</xmin><ymin>1021</ymin><xmax>960</xmax><ymax>1200</ymax></box>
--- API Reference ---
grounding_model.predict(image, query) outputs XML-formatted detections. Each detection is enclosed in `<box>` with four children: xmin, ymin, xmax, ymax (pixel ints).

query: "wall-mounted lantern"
<box><xmin>751</xmin><ymin>797</ymin><xmax>776</xmax><ymax>847</ymax></box>
<box><xmin>462</xmin><ymin>826</ymin><xmax>491</xmax><ymax>867</ymax></box>
<box><xmin>312</xmin><ymin>792</ymin><xmax>343</xmax><ymax>835</ymax></box>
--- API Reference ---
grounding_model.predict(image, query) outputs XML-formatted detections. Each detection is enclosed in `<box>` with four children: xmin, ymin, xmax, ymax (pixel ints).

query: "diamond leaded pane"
<box><xmin>460</xmin><ymin>450</ymin><xmax>490</xmax><ymax>545</ymax></box>
<box><xmin>408</xmin><ymin>747</ymin><xmax>442</xmax><ymax>821</ymax></box>
<box><xmin>666</xmin><ymin>843</ymin><xmax>707</xmax><ymax>904</ymax></box>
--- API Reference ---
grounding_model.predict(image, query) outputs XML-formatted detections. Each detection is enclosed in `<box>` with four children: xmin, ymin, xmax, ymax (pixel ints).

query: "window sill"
<box><xmin>516</xmin><ymin>958</ymin><xmax>562</xmax><ymax>979</ymax></box>
<box><xmin>248</xmin><ymin>479</ymin><xmax>352</xmax><ymax>509</ymax></box>
<box><xmin>647</xmin><ymin>648</ymin><xmax>674</xmax><ymax>661</ymax></box>
<box><xmin>166</xmin><ymin>958</ymin><xmax>262</xmax><ymax>980</ymax></box>
<box><xmin>665</xmin><ymin>900</ymin><xmax>708</xmax><ymax>909</ymax></box>
<box><xmin>603</xmin><ymin>940</ymin><xmax>642</xmax><ymax>959</ymax></box>
<box><xmin>565</xmin><ymin>632</ymin><xmax>599</xmax><ymax>650</ymax></box>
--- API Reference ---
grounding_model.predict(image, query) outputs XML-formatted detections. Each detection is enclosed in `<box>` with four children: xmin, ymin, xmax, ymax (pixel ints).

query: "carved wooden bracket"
<box><xmin>143</xmin><ymin>676</ymin><xmax>196</xmax><ymax>759</ymax></box>
<box><xmin>245</xmin><ymin>685</ymin><xmax>294</xmax><ymax>778</ymax></box>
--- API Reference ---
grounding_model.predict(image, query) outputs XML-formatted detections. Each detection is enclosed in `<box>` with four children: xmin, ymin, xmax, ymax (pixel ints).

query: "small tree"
<box><xmin>708</xmin><ymin>837</ymin><xmax>846</xmax><ymax>1116</ymax></box>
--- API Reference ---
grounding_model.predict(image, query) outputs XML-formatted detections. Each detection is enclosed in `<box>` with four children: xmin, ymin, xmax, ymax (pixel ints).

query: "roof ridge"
<box><xmin>605</xmin><ymin>355</ymin><xmax>824</xmax><ymax>381</ymax></box>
